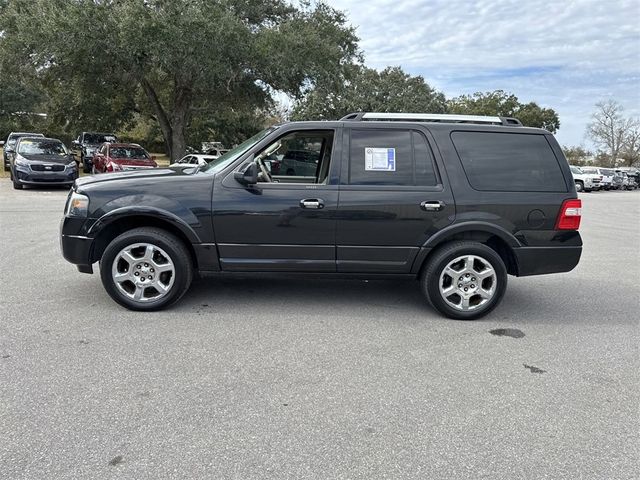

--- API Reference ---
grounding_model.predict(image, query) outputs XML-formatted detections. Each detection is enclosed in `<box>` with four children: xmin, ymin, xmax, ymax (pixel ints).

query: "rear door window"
<box><xmin>451</xmin><ymin>131</ymin><xmax>566</xmax><ymax>192</ymax></box>
<box><xmin>348</xmin><ymin>129</ymin><xmax>438</xmax><ymax>186</ymax></box>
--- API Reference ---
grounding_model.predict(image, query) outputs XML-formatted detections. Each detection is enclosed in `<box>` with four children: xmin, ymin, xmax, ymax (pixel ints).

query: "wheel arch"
<box><xmin>89</xmin><ymin>214</ymin><xmax>198</xmax><ymax>269</ymax></box>
<box><xmin>417</xmin><ymin>224</ymin><xmax>520</xmax><ymax>276</ymax></box>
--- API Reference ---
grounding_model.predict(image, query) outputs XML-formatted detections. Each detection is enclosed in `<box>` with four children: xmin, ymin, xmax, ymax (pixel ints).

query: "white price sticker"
<box><xmin>365</xmin><ymin>147</ymin><xmax>396</xmax><ymax>171</ymax></box>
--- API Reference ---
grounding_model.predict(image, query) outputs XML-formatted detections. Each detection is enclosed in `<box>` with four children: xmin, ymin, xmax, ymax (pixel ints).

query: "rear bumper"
<box><xmin>513</xmin><ymin>246</ymin><xmax>582</xmax><ymax>276</ymax></box>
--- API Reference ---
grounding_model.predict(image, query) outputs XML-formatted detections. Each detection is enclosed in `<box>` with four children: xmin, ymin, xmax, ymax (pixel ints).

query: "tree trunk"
<box><xmin>139</xmin><ymin>77</ymin><xmax>191</xmax><ymax>161</ymax></box>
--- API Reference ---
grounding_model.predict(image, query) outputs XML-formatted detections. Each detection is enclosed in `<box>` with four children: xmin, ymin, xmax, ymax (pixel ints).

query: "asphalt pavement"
<box><xmin>0</xmin><ymin>181</ymin><xmax>638</xmax><ymax>479</ymax></box>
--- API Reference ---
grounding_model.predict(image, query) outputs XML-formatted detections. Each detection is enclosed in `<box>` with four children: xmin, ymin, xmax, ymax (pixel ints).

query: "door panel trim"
<box><xmin>218</xmin><ymin>244</ymin><xmax>335</xmax><ymax>272</ymax></box>
<box><xmin>337</xmin><ymin>246</ymin><xmax>419</xmax><ymax>273</ymax></box>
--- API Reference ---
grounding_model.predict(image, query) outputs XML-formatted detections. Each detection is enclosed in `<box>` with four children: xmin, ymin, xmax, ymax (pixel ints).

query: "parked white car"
<box><xmin>570</xmin><ymin>165</ymin><xmax>600</xmax><ymax>192</ymax></box>
<box><xmin>581</xmin><ymin>167</ymin><xmax>613</xmax><ymax>190</ymax></box>
<box><xmin>169</xmin><ymin>154</ymin><xmax>218</xmax><ymax>169</ymax></box>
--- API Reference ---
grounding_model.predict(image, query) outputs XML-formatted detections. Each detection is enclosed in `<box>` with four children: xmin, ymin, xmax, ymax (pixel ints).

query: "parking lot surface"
<box><xmin>1</xmin><ymin>182</ymin><xmax>638</xmax><ymax>479</ymax></box>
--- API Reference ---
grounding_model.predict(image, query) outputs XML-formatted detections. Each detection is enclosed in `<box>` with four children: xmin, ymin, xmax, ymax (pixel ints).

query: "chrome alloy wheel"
<box><xmin>438</xmin><ymin>254</ymin><xmax>497</xmax><ymax>311</ymax></box>
<box><xmin>111</xmin><ymin>243</ymin><xmax>175</xmax><ymax>302</ymax></box>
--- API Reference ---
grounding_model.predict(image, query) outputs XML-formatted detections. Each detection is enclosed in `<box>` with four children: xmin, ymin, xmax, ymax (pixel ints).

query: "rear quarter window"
<box><xmin>451</xmin><ymin>131</ymin><xmax>566</xmax><ymax>192</ymax></box>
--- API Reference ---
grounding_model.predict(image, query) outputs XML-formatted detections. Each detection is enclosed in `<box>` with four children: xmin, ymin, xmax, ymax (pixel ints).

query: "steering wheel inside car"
<box><xmin>257</xmin><ymin>157</ymin><xmax>273</xmax><ymax>183</ymax></box>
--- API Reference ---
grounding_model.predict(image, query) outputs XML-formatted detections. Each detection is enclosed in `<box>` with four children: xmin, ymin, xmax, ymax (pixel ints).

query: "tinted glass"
<box><xmin>109</xmin><ymin>147</ymin><xmax>148</xmax><ymax>159</ymax></box>
<box><xmin>349</xmin><ymin>129</ymin><xmax>437</xmax><ymax>186</ymax></box>
<box><xmin>451</xmin><ymin>131</ymin><xmax>566</xmax><ymax>192</ymax></box>
<box><xmin>84</xmin><ymin>133</ymin><xmax>116</xmax><ymax>144</ymax></box>
<box><xmin>413</xmin><ymin>131</ymin><xmax>438</xmax><ymax>186</ymax></box>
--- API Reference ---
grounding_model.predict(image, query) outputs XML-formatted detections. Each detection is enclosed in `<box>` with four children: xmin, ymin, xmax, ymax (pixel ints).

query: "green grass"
<box><xmin>0</xmin><ymin>147</ymin><xmax>170</xmax><ymax>179</ymax></box>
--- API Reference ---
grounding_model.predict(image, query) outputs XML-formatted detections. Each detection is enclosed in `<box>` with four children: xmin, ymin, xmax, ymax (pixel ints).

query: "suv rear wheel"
<box><xmin>100</xmin><ymin>227</ymin><xmax>193</xmax><ymax>311</ymax></box>
<box><xmin>421</xmin><ymin>241</ymin><xmax>507</xmax><ymax>320</ymax></box>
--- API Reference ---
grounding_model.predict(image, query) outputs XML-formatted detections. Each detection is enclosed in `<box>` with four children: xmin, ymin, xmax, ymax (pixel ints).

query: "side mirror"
<box><xmin>234</xmin><ymin>160</ymin><xmax>258</xmax><ymax>186</ymax></box>
<box><xmin>150</xmin><ymin>155</ymin><xmax>156</xmax><ymax>161</ymax></box>
<box><xmin>72</xmin><ymin>140</ymin><xmax>80</xmax><ymax>147</ymax></box>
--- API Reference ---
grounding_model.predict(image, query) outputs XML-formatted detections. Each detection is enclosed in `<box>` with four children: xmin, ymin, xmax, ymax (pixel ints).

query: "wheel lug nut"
<box><xmin>134</xmin><ymin>272</ymin><xmax>139</xmax><ymax>276</ymax></box>
<box><xmin>458</xmin><ymin>283</ymin><xmax>462</xmax><ymax>288</ymax></box>
<box><xmin>137</xmin><ymin>265</ymin><xmax>141</xmax><ymax>269</ymax></box>
<box><xmin>144</xmin><ymin>263</ymin><xmax>149</xmax><ymax>267</ymax></box>
<box><xmin>148</xmin><ymin>276</ymin><xmax>152</xmax><ymax>280</ymax></box>
<box><xmin>472</xmin><ymin>277</ymin><xmax>476</xmax><ymax>281</ymax></box>
<box><xmin>470</xmin><ymin>284</ymin><xmax>475</xmax><ymax>288</ymax></box>
<box><xmin>465</xmin><ymin>273</ymin><xmax>470</xmax><ymax>277</ymax></box>
<box><xmin>464</xmin><ymin>287</ymin><xmax>468</xmax><ymax>291</ymax></box>
<box><xmin>150</xmin><ymin>268</ymin><xmax>154</xmax><ymax>273</ymax></box>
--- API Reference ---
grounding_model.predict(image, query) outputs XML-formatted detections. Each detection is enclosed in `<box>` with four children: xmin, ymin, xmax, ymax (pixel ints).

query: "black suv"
<box><xmin>60</xmin><ymin>113</ymin><xmax>582</xmax><ymax>319</ymax></box>
<box><xmin>72</xmin><ymin>132</ymin><xmax>118</xmax><ymax>173</ymax></box>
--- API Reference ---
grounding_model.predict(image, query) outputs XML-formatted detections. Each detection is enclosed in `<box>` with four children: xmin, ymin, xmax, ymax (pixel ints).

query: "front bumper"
<box><xmin>60</xmin><ymin>227</ymin><xmax>94</xmax><ymax>273</ymax></box>
<box><xmin>14</xmin><ymin>165</ymin><xmax>77</xmax><ymax>186</ymax></box>
<box><xmin>513</xmin><ymin>246</ymin><xmax>582</xmax><ymax>276</ymax></box>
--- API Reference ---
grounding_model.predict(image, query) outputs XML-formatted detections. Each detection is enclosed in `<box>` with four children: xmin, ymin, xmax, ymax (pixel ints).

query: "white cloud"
<box><xmin>326</xmin><ymin>0</ymin><xmax>640</xmax><ymax>147</ymax></box>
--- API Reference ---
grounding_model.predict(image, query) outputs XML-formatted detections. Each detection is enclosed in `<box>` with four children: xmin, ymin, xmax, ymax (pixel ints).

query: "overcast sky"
<box><xmin>327</xmin><ymin>0</ymin><xmax>640</xmax><ymax>147</ymax></box>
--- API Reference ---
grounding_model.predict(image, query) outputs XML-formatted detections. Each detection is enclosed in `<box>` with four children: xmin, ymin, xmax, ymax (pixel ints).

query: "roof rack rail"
<box><xmin>339</xmin><ymin>112</ymin><xmax>522</xmax><ymax>126</ymax></box>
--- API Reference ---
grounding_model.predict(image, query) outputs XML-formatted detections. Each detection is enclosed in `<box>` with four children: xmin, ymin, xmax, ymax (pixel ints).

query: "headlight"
<box><xmin>65</xmin><ymin>191</ymin><xmax>89</xmax><ymax>217</ymax></box>
<box><xmin>66</xmin><ymin>161</ymin><xmax>77</xmax><ymax>168</ymax></box>
<box><xmin>14</xmin><ymin>157</ymin><xmax>29</xmax><ymax>167</ymax></box>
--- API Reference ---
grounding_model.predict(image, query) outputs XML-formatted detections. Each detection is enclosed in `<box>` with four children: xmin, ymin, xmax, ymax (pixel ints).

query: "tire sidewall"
<box><xmin>424</xmin><ymin>243</ymin><xmax>507</xmax><ymax>320</ymax></box>
<box><xmin>100</xmin><ymin>229</ymin><xmax>192</xmax><ymax>311</ymax></box>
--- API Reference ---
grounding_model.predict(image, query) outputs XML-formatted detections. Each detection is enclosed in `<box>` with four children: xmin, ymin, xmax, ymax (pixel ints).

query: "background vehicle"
<box><xmin>610</xmin><ymin>170</ymin><xmax>624</xmax><ymax>190</ymax></box>
<box><xmin>61</xmin><ymin>113</ymin><xmax>582</xmax><ymax>320</ymax></box>
<box><xmin>72</xmin><ymin>132</ymin><xmax>118</xmax><ymax>173</ymax></box>
<box><xmin>201</xmin><ymin>141</ymin><xmax>228</xmax><ymax>158</ymax></box>
<box><xmin>169</xmin><ymin>154</ymin><xmax>218</xmax><ymax>169</ymax></box>
<box><xmin>617</xmin><ymin>171</ymin><xmax>630</xmax><ymax>190</ymax></box>
<box><xmin>91</xmin><ymin>143</ymin><xmax>157</xmax><ymax>173</ymax></box>
<box><xmin>579</xmin><ymin>166</ymin><xmax>605</xmax><ymax>190</ymax></box>
<box><xmin>3</xmin><ymin>132</ymin><xmax>45</xmax><ymax>171</ymax></box>
<box><xmin>569</xmin><ymin>165</ymin><xmax>599</xmax><ymax>192</ymax></box>
<box><xmin>616</xmin><ymin>167</ymin><xmax>639</xmax><ymax>189</ymax></box>
<box><xmin>9</xmin><ymin>136</ymin><xmax>77</xmax><ymax>189</ymax></box>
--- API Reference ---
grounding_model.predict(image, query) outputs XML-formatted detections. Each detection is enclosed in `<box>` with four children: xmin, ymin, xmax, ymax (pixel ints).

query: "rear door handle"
<box><xmin>300</xmin><ymin>198</ymin><xmax>324</xmax><ymax>209</ymax></box>
<box><xmin>420</xmin><ymin>200</ymin><xmax>445</xmax><ymax>211</ymax></box>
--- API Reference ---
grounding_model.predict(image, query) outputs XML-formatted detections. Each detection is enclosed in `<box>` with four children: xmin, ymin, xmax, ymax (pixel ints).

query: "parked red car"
<box><xmin>91</xmin><ymin>143</ymin><xmax>158</xmax><ymax>173</ymax></box>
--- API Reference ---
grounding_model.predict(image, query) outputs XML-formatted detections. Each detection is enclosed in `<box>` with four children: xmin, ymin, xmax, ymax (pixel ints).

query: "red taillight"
<box><xmin>555</xmin><ymin>199</ymin><xmax>582</xmax><ymax>230</ymax></box>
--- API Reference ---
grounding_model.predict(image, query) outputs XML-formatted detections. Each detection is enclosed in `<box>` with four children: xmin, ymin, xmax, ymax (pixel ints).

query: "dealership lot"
<box><xmin>0</xmin><ymin>182</ymin><xmax>638</xmax><ymax>479</ymax></box>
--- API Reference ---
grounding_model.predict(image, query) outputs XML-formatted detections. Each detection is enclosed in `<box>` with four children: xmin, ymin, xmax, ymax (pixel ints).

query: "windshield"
<box><xmin>110</xmin><ymin>146</ymin><xmax>149</xmax><ymax>159</ymax></box>
<box><xmin>200</xmin><ymin>127</ymin><xmax>277</xmax><ymax>173</ymax></box>
<box><xmin>570</xmin><ymin>166</ymin><xmax>582</xmax><ymax>174</ymax></box>
<box><xmin>84</xmin><ymin>133</ymin><xmax>116</xmax><ymax>144</ymax></box>
<box><xmin>18</xmin><ymin>139</ymin><xmax>67</xmax><ymax>156</ymax></box>
<box><xmin>7</xmin><ymin>133</ymin><xmax>43</xmax><ymax>148</ymax></box>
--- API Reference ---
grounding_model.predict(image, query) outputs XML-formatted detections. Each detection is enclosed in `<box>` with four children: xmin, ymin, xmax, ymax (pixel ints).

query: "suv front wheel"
<box><xmin>421</xmin><ymin>241</ymin><xmax>507</xmax><ymax>320</ymax></box>
<box><xmin>100</xmin><ymin>227</ymin><xmax>193</xmax><ymax>311</ymax></box>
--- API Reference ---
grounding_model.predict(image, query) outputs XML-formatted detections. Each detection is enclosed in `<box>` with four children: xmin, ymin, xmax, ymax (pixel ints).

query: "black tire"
<box><xmin>574</xmin><ymin>181</ymin><xmax>583</xmax><ymax>192</ymax></box>
<box><xmin>3</xmin><ymin>161</ymin><xmax>8</xmax><ymax>172</ymax></box>
<box><xmin>10</xmin><ymin>170</ymin><xmax>23</xmax><ymax>189</ymax></box>
<box><xmin>99</xmin><ymin>227</ymin><xmax>193</xmax><ymax>311</ymax></box>
<box><xmin>82</xmin><ymin>155</ymin><xmax>90</xmax><ymax>174</ymax></box>
<box><xmin>420</xmin><ymin>241</ymin><xmax>508</xmax><ymax>320</ymax></box>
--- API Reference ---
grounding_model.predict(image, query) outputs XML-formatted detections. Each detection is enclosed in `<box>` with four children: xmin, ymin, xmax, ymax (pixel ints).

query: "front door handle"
<box><xmin>420</xmin><ymin>200</ymin><xmax>445</xmax><ymax>211</ymax></box>
<box><xmin>300</xmin><ymin>198</ymin><xmax>325</xmax><ymax>209</ymax></box>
